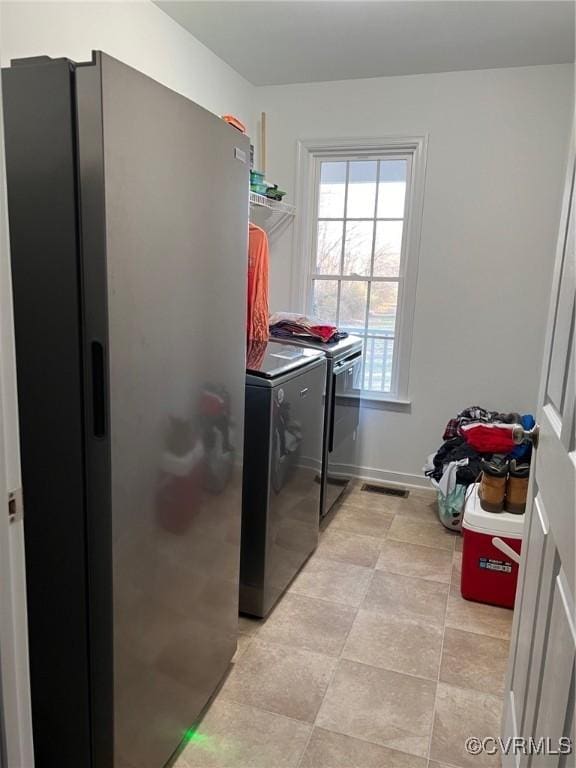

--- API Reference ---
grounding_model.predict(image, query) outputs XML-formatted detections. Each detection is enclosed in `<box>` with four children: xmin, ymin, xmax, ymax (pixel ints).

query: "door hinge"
<box><xmin>8</xmin><ymin>487</ymin><xmax>23</xmax><ymax>523</ymax></box>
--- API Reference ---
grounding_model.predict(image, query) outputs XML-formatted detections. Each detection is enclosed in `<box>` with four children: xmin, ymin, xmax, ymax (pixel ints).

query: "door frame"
<box><xmin>502</xmin><ymin>125</ymin><xmax>575</xmax><ymax>763</ymax></box>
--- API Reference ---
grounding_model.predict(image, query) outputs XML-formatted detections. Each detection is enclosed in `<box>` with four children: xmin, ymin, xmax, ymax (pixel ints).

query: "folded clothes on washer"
<box><xmin>269</xmin><ymin>312</ymin><xmax>348</xmax><ymax>343</ymax></box>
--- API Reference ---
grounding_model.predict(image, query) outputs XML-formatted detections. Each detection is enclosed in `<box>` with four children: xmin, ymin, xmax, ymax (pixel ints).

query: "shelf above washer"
<box><xmin>249</xmin><ymin>191</ymin><xmax>296</xmax><ymax>217</ymax></box>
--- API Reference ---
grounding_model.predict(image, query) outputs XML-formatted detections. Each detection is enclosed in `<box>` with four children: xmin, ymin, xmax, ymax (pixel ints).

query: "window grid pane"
<box><xmin>316</xmin><ymin>220</ymin><xmax>343</xmax><ymax>275</ymax></box>
<box><xmin>346</xmin><ymin>160</ymin><xmax>378</xmax><ymax>218</ymax></box>
<box><xmin>377</xmin><ymin>159</ymin><xmax>407</xmax><ymax>218</ymax></box>
<box><xmin>374</xmin><ymin>221</ymin><xmax>403</xmax><ymax>277</ymax></box>
<box><xmin>318</xmin><ymin>161</ymin><xmax>346</xmax><ymax>218</ymax></box>
<box><xmin>311</xmin><ymin>156</ymin><xmax>410</xmax><ymax>394</ymax></box>
<box><xmin>312</xmin><ymin>279</ymin><xmax>338</xmax><ymax>325</ymax></box>
<box><xmin>343</xmin><ymin>221</ymin><xmax>374</xmax><ymax>276</ymax></box>
<box><xmin>339</xmin><ymin>281</ymin><xmax>368</xmax><ymax>330</ymax></box>
<box><xmin>368</xmin><ymin>282</ymin><xmax>398</xmax><ymax>335</ymax></box>
<box><xmin>362</xmin><ymin>336</ymin><xmax>395</xmax><ymax>392</ymax></box>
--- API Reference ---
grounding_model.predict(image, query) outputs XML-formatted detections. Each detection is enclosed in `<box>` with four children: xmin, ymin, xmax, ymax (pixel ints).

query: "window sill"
<box><xmin>338</xmin><ymin>393</ymin><xmax>412</xmax><ymax>412</ymax></box>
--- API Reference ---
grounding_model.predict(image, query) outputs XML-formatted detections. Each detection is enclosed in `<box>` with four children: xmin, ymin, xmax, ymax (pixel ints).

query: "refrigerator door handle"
<box><xmin>91</xmin><ymin>341</ymin><xmax>107</xmax><ymax>438</ymax></box>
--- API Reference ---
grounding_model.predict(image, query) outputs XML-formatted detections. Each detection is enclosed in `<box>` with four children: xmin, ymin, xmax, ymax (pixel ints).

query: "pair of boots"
<box><xmin>479</xmin><ymin>459</ymin><xmax>529</xmax><ymax>514</ymax></box>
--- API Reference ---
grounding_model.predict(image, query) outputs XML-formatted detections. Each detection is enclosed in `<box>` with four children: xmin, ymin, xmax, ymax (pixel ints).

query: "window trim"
<box><xmin>293</xmin><ymin>136</ymin><xmax>428</xmax><ymax>404</ymax></box>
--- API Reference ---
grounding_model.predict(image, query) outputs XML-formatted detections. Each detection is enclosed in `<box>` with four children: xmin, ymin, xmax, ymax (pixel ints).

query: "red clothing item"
<box><xmin>247</xmin><ymin>223</ymin><xmax>269</xmax><ymax>342</ymax></box>
<box><xmin>461</xmin><ymin>423</ymin><xmax>516</xmax><ymax>454</ymax></box>
<box><xmin>246</xmin><ymin>339</ymin><xmax>268</xmax><ymax>371</ymax></box>
<box><xmin>268</xmin><ymin>312</ymin><xmax>339</xmax><ymax>342</ymax></box>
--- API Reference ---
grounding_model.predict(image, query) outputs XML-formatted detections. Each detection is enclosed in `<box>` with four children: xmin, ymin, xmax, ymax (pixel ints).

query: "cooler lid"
<box><xmin>246</xmin><ymin>340</ymin><xmax>325</xmax><ymax>379</ymax></box>
<box><xmin>463</xmin><ymin>484</ymin><xmax>524</xmax><ymax>538</ymax></box>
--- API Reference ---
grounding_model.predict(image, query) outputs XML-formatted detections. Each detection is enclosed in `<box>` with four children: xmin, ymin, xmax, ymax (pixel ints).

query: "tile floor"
<box><xmin>176</xmin><ymin>485</ymin><xmax>513</xmax><ymax>768</ymax></box>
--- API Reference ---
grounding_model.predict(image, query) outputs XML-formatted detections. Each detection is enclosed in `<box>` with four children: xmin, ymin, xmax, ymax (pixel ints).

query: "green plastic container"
<box><xmin>250</xmin><ymin>170</ymin><xmax>265</xmax><ymax>185</ymax></box>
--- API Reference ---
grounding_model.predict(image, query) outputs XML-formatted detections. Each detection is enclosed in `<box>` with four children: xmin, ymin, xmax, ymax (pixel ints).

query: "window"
<box><xmin>296</xmin><ymin>138</ymin><xmax>426</xmax><ymax>401</ymax></box>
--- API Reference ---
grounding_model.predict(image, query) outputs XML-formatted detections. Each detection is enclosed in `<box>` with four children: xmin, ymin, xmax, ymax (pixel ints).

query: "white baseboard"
<box><xmin>331</xmin><ymin>462</ymin><xmax>434</xmax><ymax>492</ymax></box>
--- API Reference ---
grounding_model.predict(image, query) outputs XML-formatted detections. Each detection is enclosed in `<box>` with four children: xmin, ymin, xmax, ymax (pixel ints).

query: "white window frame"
<box><xmin>293</xmin><ymin>136</ymin><xmax>428</xmax><ymax>405</ymax></box>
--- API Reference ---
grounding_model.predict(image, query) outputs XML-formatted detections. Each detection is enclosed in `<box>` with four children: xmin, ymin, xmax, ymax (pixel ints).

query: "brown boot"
<box><xmin>479</xmin><ymin>460</ymin><xmax>508</xmax><ymax>513</ymax></box>
<box><xmin>505</xmin><ymin>461</ymin><xmax>530</xmax><ymax>514</ymax></box>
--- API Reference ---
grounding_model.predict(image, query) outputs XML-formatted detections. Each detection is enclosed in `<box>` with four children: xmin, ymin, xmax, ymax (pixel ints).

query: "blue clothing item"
<box><xmin>508</xmin><ymin>413</ymin><xmax>535</xmax><ymax>460</ymax></box>
<box><xmin>522</xmin><ymin>414</ymin><xmax>536</xmax><ymax>430</ymax></box>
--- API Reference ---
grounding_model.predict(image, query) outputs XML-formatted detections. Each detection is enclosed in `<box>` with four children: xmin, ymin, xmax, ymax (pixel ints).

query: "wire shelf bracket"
<box><xmin>249</xmin><ymin>191</ymin><xmax>295</xmax><ymax>216</ymax></box>
<box><xmin>249</xmin><ymin>191</ymin><xmax>296</xmax><ymax>235</ymax></box>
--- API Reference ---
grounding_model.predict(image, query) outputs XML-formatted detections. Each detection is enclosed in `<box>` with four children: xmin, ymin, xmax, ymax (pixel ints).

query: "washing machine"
<box><xmin>240</xmin><ymin>341</ymin><xmax>326</xmax><ymax>617</ymax></box>
<box><xmin>272</xmin><ymin>335</ymin><xmax>363</xmax><ymax>520</ymax></box>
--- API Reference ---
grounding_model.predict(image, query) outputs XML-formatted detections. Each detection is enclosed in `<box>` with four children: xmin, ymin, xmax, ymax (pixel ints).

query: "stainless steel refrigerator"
<box><xmin>2</xmin><ymin>52</ymin><xmax>250</xmax><ymax>768</ymax></box>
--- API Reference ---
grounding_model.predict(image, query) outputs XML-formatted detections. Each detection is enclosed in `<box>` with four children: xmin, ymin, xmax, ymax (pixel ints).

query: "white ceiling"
<box><xmin>156</xmin><ymin>1</ymin><xmax>575</xmax><ymax>86</ymax></box>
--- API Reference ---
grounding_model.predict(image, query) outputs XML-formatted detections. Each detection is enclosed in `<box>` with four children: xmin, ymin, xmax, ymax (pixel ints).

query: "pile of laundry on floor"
<box><xmin>269</xmin><ymin>312</ymin><xmax>348</xmax><ymax>343</ymax></box>
<box><xmin>424</xmin><ymin>406</ymin><xmax>534</xmax><ymax>530</ymax></box>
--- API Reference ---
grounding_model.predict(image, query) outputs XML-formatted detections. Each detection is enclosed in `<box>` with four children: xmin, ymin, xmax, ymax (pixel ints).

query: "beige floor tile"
<box><xmin>445</xmin><ymin>585</ymin><xmax>513</xmax><ymax>640</ymax></box>
<box><xmin>393</xmin><ymin>493</ymin><xmax>439</xmax><ymax>522</ymax></box>
<box><xmin>339</xmin><ymin>488</ymin><xmax>398</xmax><ymax>513</ymax></box>
<box><xmin>177</xmin><ymin>699</ymin><xmax>311</xmax><ymax>768</ymax></box>
<box><xmin>256</xmin><ymin>593</ymin><xmax>356</xmax><ymax>657</ymax></box>
<box><xmin>439</xmin><ymin>628</ymin><xmax>510</xmax><ymax>695</ymax></box>
<box><xmin>316</xmin><ymin>659</ymin><xmax>436</xmax><ymax>758</ymax></box>
<box><xmin>430</xmin><ymin>682</ymin><xmax>503</xmax><ymax>768</ymax></box>
<box><xmin>455</xmin><ymin>535</ymin><xmax>463</xmax><ymax>552</ymax></box>
<box><xmin>428</xmin><ymin>762</ymin><xmax>465</xmax><ymax>768</ymax></box>
<box><xmin>451</xmin><ymin>551</ymin><xmax>462</xmax><ymax>585</ymax></box>
<box><xmin>219</xmin><ymin>639</ymin><xmax>337</xmax><ymax>723</ymax></box>
<box><xmin>289</xmin><ymin>556</ymin><xmax>374</xmax><ymax>607</ymax></box>
<box><xmin>316</xmin><ymin>528</ymin><xmax>382</xmax><ymax>568</ymax></box>
<box><xmin>362</xmin><ymin>571</ymin><xmax>448</xmax><ymax>627</ymax></box>
<box><xmin>336</xmin><ymin>485</ymin><xmax>361</xmax><ymax>500</ymax></box>
<box><xmin>406</xmin><ymin>486</ymin><xmax>436</xmax><ymax>498</ymax></box>
<box><xmin>238</xmin><ymin>615</ymin><xmax>263</xmax><ymax>636</ymax></box>
<box><xmin>342</xmin><ymin>609</ymin><xmax>443</xmax><ymax>680</ymax></box>
<box><xmin>299</xmin><ymin>727</ymin><xmax>427</xmax><ymax>768</ymax></box>
<box><xmin>376</xmin><ymin>539</ymin><xmax>453</xmax><ymax>583</ymax></box>
<box><xmin>329</xmin><ymin>503</ymin><xmax>395</xmax><ymax>538</ymax></box>
<box><xmin>231</xmin><ymin>632</ymin><xmax>253</xmax><ymax>663</ymax></box>
<box><xmin>388</xmin><ymin>516</ymin><xmax>456</xmax><ymax>551</ymax></box>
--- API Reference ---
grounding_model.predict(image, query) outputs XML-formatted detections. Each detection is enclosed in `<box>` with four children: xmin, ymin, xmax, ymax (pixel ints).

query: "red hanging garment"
<box><xmin>247</xmin><ymin>223</ymin><xmax>270</xmax><ymax>342</ymax></box>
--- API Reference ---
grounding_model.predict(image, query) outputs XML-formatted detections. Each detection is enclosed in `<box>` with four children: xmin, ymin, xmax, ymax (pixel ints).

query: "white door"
<box><xmin>0</xmin><ymin>37</ymin><xmax>35</xmax><ymax>767</ymax></box>
<box><xmin>503</xmin><ymin>134</ymin><xmax>575</xmax><ymax>764</ymax></box>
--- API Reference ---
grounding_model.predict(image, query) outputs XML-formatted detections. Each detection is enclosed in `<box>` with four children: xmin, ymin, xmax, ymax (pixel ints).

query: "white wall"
<box><xmin>258</xmin><ymin>64</ymin><xmax>574</xmax><ymax>485</ymax></box>
<box><xmin>0</xmin><ymin>0</ymin><xmax>256</xmax><ymax>137</ymax></box>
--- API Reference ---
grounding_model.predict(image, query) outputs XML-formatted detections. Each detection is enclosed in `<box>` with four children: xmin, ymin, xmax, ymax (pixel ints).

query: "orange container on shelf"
<box><xmin>222</xmin><ymin>114</ymin><xmax>246</xmax><ymax>133</ymax></box>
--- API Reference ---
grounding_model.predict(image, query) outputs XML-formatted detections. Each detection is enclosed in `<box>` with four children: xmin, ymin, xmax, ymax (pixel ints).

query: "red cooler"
<box><xmin>461</xmin><ymin>484</ymin><xmax>523</xmax><ymax>609</ymax></box>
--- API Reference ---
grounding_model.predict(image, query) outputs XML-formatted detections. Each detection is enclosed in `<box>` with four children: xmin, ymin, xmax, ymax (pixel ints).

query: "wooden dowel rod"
<box><xmin>261</xmin><ymin>111</ymin><xmax>267</xmax><ymax>175</ymax></box>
